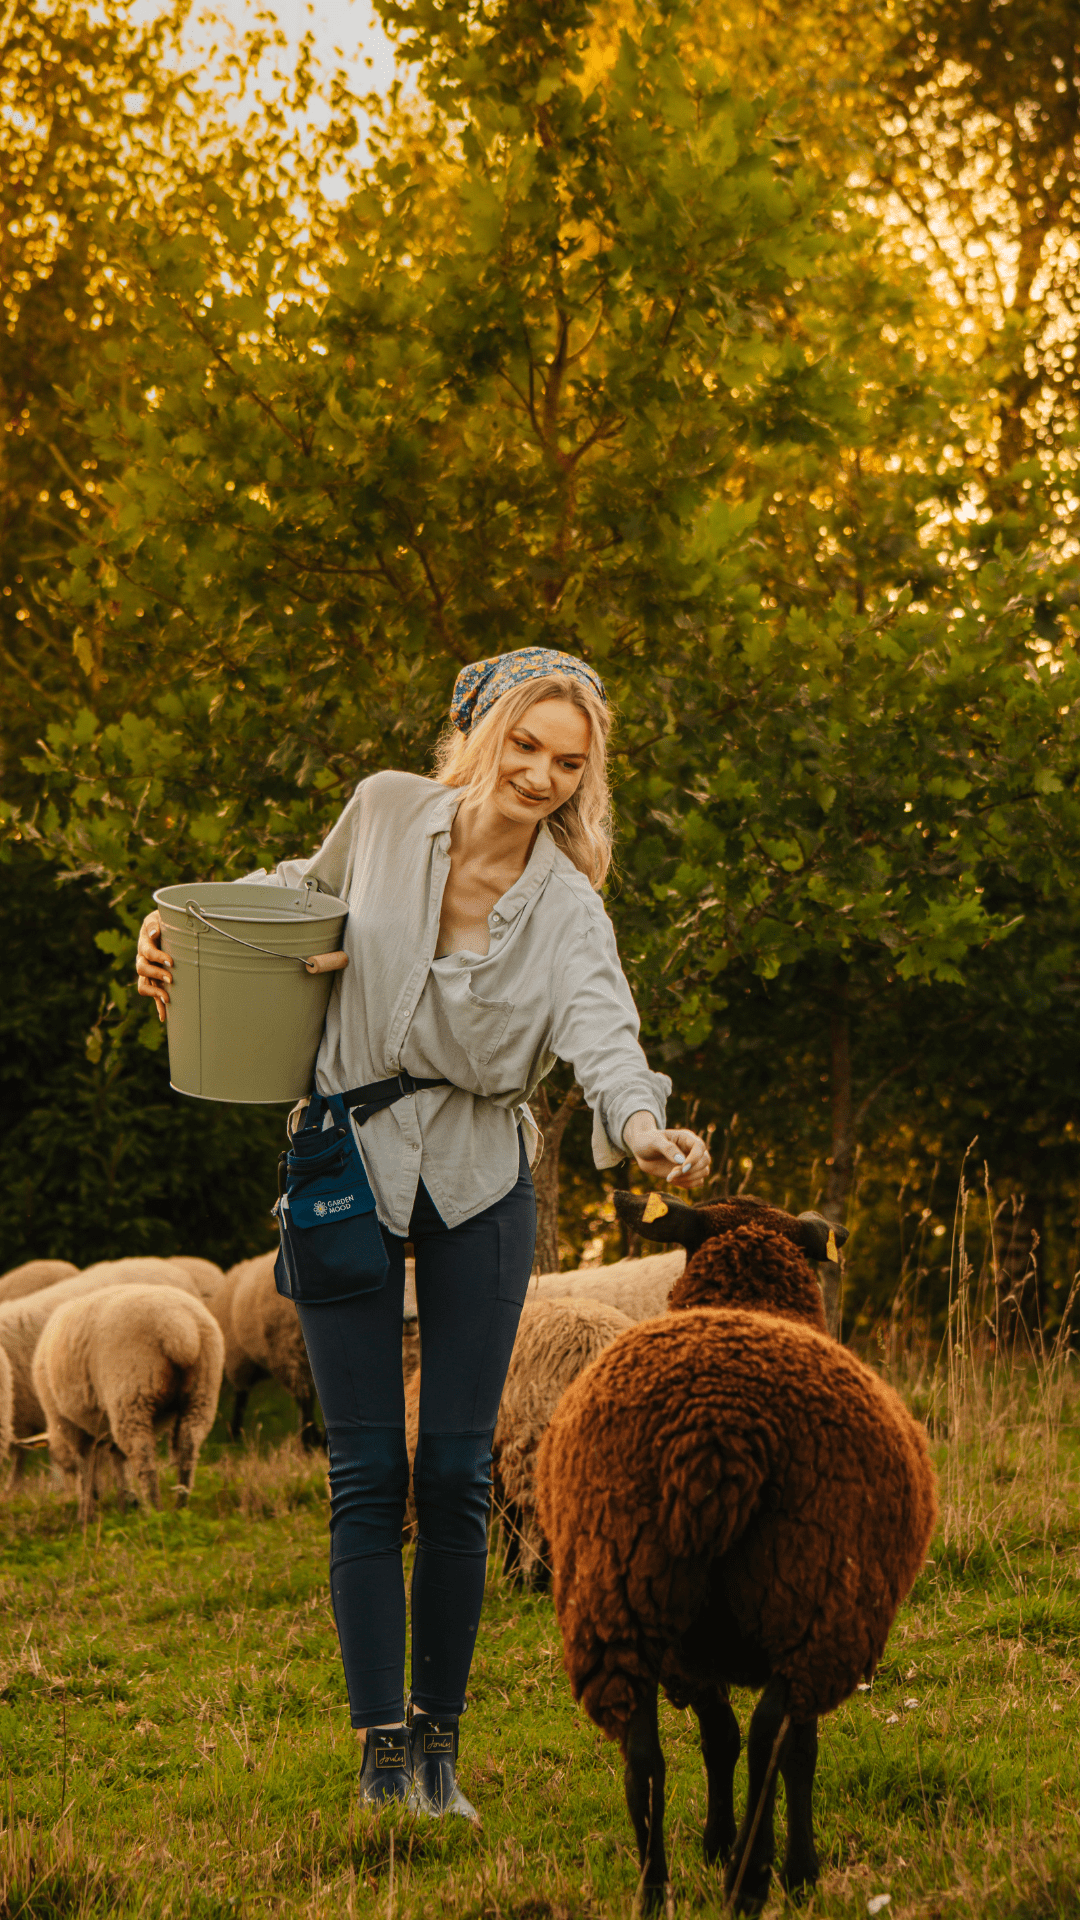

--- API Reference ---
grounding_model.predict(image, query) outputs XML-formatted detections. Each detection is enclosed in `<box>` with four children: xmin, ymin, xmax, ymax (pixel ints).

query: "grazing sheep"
<box><xmin>536</xmin><ymin>1191</ymin><xmax>937</xmax><ymax>1916</ymax></box>
<box><xmin>0</xmin><ymin>1260</ymin><xmax>79</xmax><ymax>1305</ymax></box>
<box><xmin>402</xmin><ymin>1258</ymin><xmax>420</xmax><ymax>1386</ymax></box>
<box><xmin>79</xmin><ymin>1256</ymin><xmax>194</xmax><ymax>1287</ymax></box>
<box><xmin>169</xmin><ymin>1255</ymin><xmax>226</xmax><ymax>1303</ymax></box>
<box><xmin>493</xmin><ymin>1296</ymin><xmax>634</xmax><ymax>1587</ymax></box>
<box><xmin>219</xmin><ymin>1253</ymin><xmax>418</xmax><ymax>1443</ymax></box>
<box><xmin>0</xmin><ymin>1263</ymin><xmax>200</xmax><ymax>1452</ymax></box>
<box><xmin>0</xmin><ymin>1346</ymin><xmax>12</xmax><ymax>1467</ymax></box>
<box><xmin>528</xmin><ymin>1248</ymin><xmax>685</xmax><ymax>1321</ymax></box>
<box><xmin>404</xmin><ymin>1295</ymin><xmax>632</xmax><ymax>1586</ymax></box>
<box><xmin>33</xmin><ymin>1285</ymin><xmax>224</xmax><ymax>1522</ymax></box>
<box><xmin>217</xmin><ymin>1253</ymin><xmax>323</xmax><ymax>1448</ymax></box>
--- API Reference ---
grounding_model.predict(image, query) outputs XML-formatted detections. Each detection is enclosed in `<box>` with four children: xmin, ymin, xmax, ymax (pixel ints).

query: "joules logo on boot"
<box><xmin>422</xmin><ymin>1730</ymin><xmax>453</xmax><ymax>1753</ymax></box>
<box><xmin>375</xmin><ymin>1743</ymin><xmax>407</xmax><ymax>1768</ymax></box>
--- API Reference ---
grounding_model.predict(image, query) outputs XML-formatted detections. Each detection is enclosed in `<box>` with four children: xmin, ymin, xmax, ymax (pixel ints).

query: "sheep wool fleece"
<box><xmin>536</xmin><ymin>1309</ymin><xmax>937</xmax><ymax>1734</ymax></box>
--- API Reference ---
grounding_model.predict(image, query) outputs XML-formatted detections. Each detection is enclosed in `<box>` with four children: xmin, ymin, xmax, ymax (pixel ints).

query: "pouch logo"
<box><xmin>312</xmin><ymin>1194</ymin><xmax>354</xmax><ymax>1220</ymax></box>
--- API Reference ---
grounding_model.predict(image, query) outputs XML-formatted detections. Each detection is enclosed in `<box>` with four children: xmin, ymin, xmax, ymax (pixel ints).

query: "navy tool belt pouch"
<box><xmin>274</xmin><ymin>1074</ymin><xmax>447</xmax><ymax>1305</ymax></box>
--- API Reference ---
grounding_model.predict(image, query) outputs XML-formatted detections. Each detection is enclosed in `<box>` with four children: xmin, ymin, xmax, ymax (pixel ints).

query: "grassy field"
<box><xmin>4</xmin><ymin>1359</ymin><xmax>1080</xmax><ymax>1920</ymax></box>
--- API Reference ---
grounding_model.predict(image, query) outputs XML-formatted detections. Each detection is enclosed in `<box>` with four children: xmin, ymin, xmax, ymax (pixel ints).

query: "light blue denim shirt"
<box><xmin>249</xmin><ymin>769</ymin><xmax>670</xmax><ymax>1235</ymax></box>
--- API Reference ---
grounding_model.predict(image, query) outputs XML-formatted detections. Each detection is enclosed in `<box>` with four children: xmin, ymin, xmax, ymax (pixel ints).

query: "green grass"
<box><xmin>4</xmin><ymin>1380</ymin><xmax>1080</xmax><ymax>1919</ymax></box>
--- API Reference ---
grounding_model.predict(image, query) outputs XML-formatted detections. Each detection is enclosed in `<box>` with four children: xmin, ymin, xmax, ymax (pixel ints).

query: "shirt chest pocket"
<box><xmin>454</xmin><ymin>990</ymin><xmax>514</xmax><ymax>1067</ymax></box>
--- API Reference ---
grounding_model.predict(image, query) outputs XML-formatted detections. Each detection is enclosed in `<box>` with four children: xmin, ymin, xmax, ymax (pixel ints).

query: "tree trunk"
<box><xmin>822</xmin><ymin>972</ymin><xmax>854</xmax><ymax>1339</ymax></box>
<box><xmin>529</xmin><ymin>1082</ymin><xmax>582</xmax><ymax>1274</ymax></box>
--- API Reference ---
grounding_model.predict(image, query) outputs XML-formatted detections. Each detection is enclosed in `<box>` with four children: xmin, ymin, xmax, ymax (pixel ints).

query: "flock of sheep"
<box><xmin>0</xmin><ymin>1194</ymin><xmax>938</xmax><ymax>1915</ymax></box>
<box><xmin>0</xmin><ymin>1237</ymin><xmax>684</xmax><ymax>1537</ymax></box>
<box><xmin>0</xmin><ymin>1249</ymin><xmax>331</xmax><ymax>1519</ymax></box>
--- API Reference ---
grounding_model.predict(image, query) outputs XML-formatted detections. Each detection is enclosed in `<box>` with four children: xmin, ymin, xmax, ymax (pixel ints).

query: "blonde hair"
<box><xmin>433</xmin><ymin>673</ymin><xmax>614</xmax><ymax>888</ymax></box>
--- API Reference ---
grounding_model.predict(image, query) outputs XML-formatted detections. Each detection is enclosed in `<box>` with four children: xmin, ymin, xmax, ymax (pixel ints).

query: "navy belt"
<box><xmin>337</xmin><ymin>1071</ymin><xmax>450</xmax><ymax>1127</ymax></box>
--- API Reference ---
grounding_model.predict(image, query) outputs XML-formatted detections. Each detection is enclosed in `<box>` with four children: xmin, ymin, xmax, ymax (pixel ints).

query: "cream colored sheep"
<box><xmin>0</xmin><ymin>1346</ymin><xmax>12</xmax><ymax>1470</ymax></box>
<box><xmin>404</xmin><ymin>1294</ymin><xmax>633</xmax><ymax>1587</ymax></box>
<box><xmin>0</xmin><ymin>1262</ymin><xmax>200</xmax><ymax>1453</ymax></box>
<box><xmin>33</xmin><ymin>1286</ymin><xmax>224</xmax><ymax>1523</ymax></box>
<box><xmin>0</xmin><ymin>1260</ymin><xmax>79</xmax><ymax>1305</ymax></box>
<box><xmin>402</xmin><ymin>1258</ymin><xmax>420</xmax><ymax>1387</ymax></box>
<box><xmin>218</xmin><ymin>1251</ymin><xmax>419</xmax><ymax>1444</ymax></box>
<box><xmin>218</xmin><ymin>1252</ymin><xmax>323</xmax><ymax>1448</ymax></box>
<box><xmin>527</xmin><ymin>1248</ymin><xmax>685</xmax><ymax>1321</ymax></box>
<box><xmin>169</xmin><ymin>1255</ymin><xmax>226</xmax><ymax>1303</ymax></box>
<box><xmin>79</xmin><ymin>1256</ymin><xmax>194</xmax><ymax>1287</ymax></box>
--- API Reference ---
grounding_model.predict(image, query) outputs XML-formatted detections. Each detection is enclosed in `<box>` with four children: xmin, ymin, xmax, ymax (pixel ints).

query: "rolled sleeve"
<box><xmin>552</xmin><ymin>911</ymin><xmax>671</xmax><ymax>1167</ymax></box>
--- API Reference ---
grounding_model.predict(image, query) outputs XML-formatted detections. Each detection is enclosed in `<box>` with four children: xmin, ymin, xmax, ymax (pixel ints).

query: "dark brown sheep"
<box><xmin>535</xmin><ymin>1191</ymin><xmax>938</xmax><ymax>1917</ymax></box>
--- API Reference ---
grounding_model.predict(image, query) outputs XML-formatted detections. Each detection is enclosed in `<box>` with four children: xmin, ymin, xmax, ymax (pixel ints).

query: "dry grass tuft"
<box><xmin>881</xmin><ymin>1154</ymin><xmax>1080</xmax><ymax>1565</ymax></box>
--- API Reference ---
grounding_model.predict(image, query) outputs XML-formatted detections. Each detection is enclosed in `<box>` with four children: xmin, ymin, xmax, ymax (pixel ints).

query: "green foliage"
<box><xmin>4</xmin><ymin>0</ymin><xmax>1080</xmax><ymax>1315</ymax></box>
<box><xmin>0</xmin><ymin>846</ymin><xmax>283</xmax><ymax>1271</ymax></box>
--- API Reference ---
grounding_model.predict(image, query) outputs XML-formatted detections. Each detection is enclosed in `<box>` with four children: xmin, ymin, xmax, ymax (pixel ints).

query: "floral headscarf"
<box><xmin>450</xmin><ymin>647</ymin><xmax>606</xmax><ymax>735</ymax></box>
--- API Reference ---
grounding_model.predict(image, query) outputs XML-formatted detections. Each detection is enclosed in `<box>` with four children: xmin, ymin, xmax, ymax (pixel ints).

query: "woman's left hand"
<box><xmin>622</xmin><ymin>1114</ymin><xmax>711</xmax><ymax>1190</ymax></box>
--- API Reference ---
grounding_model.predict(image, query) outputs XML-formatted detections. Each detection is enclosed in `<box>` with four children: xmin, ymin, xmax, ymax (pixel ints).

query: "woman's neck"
<box><xmin>450</xmin><ymin>791</ymin><xmax>538</xmax><ymax>877</ymax></box>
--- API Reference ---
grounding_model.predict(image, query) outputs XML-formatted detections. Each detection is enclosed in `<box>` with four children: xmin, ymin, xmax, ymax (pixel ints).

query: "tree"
<box><xmin>10</xmin><ymin>0</ymin><xmax>1080</xmax><ymax>1319</ymax></box>
<box><xmin>0</xmin><ymin>0</ymin><xmax>368</xmax><ymax>1269</ymax></box>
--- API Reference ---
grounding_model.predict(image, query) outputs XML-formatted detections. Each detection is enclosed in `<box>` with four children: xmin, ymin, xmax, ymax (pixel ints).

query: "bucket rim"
<box><xmin>154</xmin><ymin>880</ymin><xmax>349</xmax><ymax>923</ymax></box>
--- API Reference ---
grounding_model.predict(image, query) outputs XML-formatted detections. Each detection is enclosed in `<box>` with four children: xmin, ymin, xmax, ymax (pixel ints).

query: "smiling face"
<box><xmin>491</xmin><ymin>697</ymin><xmax>592</xmax><ymax>827</ymax></box>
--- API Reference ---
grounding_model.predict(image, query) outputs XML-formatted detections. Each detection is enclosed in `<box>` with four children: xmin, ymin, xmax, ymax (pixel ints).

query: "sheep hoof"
<box><xmin>725</xmin><ymin>1872</ymin><xmax>770</xmax><ymax>1917</ymax></box>
<box><xmin>631</xmin><ymin>1882</ymin><xmax>672</xmax><ymax>1919</ymax></box>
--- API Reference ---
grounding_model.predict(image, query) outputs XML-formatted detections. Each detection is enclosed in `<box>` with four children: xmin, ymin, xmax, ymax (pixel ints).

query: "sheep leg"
<box><xmin>623</xmin><ymin>1686</ymin><xmax>670</xmax><ymax>1917</ymax></box>
<box><xmin>778</xmin><ymin>1716</ymin><xmax>819</xmax><ymax>1898</ymax></box>
<box><xmin>725</xmin><ymin>1676</ymin><xmax>790</xmax><ymax>1915</ymax></box>
<box><xmin>111</xmin><ymin>1418</ymin><xmax>160</xmax><ymax>1511</ymax></box>
<box><xmin>110</xmin><ymin>1445</ymin><xmax>132</xmax><ymax>1512</ymax></box>
<box><xmin>228</xmin><ymin>1386</ymin><xmax>250</xmax><ymax>1440</ymax></box>
<box><xmin>694</xmin><ymin>1686</ymin><xmax>741</xmax><ymax>1866</ymax></box>
<box><xmin>76</xmin><ymin>1441</ymin><xmax>99</xmax><ymax>1527</ymax></box>
<box><xmin>297</xmin><ymin>1393</ymin><xmax>325</xmax><ymax>1452</ymax></box>
<box><xmin>172</xmin><ymin>1416</ymin><xmax>202</xmax><ymax>1506</ymax></box>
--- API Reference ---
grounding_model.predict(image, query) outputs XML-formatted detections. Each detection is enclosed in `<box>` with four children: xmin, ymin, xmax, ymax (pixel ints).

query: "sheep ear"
<box><xmin>613</xmin><ymin>1190</ymin><xmax>710</xmax><ymax>1249</ymax></box>
<box><xmin>796</xmin><ymin>1211</ymin><xmax>849</xmax><ymax>1262</ymax></box>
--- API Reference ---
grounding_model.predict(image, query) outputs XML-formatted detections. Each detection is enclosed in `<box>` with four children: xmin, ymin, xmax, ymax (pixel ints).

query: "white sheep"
<box><xmin>527</xmin><ymin>1248</ymin><xmax>685</xmax><ymax>1321</ymax></box>
<box><xmin>216</xmin><ymin>1252</ymin><xmax>323</xmax><ymax>1447</ymax></box>
<box><xmin>33</xmin><ymin>1285</ymin><xmax>224</xmax><ymax>1522</ymax></box>
<box><xmin>0</xmin><ymin>1260</ymin><xmax>79</xmax><ymax>1305</ymax></box>
<box><xmin>169</xmin><ymin>1255</ymin><xmax>226</xmax><ymax>1303</ymax></box>
<box><xmin>0</xmin><ymin>1262</ymin><xmax>200</xmax><ymax>1461</ymax></box>
<box><xmin>0</xmin><ymin>1346</ymin><xmax>12</xmax><ymax>1469</ymax></box>
<box><xmin>404</xmin><ymin>1294</ymin><xmax>633</xmax><ymax>1587</ymax></box>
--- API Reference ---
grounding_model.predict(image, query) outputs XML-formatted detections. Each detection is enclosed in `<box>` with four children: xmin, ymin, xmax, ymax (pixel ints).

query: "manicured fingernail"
<box><xmin>163</xmin><ymin>972</ymin><xmax>172</xmax><ymax>983</ymax></box>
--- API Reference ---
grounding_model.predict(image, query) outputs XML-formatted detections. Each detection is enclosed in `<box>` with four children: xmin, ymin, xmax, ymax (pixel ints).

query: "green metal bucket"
<box><xmin>154</xmin><ymin>880</ymin><xmax>349</xmax><ymax>1104</ymax></box>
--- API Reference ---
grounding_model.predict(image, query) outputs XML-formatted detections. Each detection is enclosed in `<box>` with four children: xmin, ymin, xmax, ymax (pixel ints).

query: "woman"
<box><xmin>136</xmin><ymin>646</ymin><xmax>710</xmax><ymax>1819</ymax></box>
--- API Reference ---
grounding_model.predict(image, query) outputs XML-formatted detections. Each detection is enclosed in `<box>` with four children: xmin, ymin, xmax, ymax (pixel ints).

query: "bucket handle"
<box><xmin>184</xmin><ymin>901</ymin><xmax>348</xmax><ymax>975</ymax></box>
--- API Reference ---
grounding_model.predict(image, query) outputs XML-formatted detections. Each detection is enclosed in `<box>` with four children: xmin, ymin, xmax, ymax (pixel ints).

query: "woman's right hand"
<box><xmin>136</xmin><ymin>910</ymin><xmax>174</xmax><ymax>1023</ymax></box>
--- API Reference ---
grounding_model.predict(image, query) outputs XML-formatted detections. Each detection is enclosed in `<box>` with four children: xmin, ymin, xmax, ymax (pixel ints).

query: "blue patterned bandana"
<box><xmin>450</xmin><ymin>647</ymin><xmax>606</xmax><ymax>735</ymax></box>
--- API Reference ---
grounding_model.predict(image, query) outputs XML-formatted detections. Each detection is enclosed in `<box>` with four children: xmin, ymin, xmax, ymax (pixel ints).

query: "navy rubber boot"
<box><xmin>406</xmin><ymin>1717</ymin><xmax>479</xmax><ymax>1823</ymax></box>
<box><xmin>358</xmin><ymin>1726</ymin><xmax>412</xmax><ymax>1806</ymax></box>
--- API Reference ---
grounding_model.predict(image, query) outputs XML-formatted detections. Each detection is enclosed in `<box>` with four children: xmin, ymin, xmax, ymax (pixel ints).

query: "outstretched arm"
<box><xmin>550</xmin><ymin>909</ymin><xmax>710</xmax><ymax>1189</ymax></box>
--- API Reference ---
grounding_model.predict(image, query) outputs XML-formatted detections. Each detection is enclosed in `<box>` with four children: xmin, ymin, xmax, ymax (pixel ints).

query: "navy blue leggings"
<box><xmin>296</xmin><ymin>1138</ymin><xmax>536</xmax><ymax>1727</ymax></box>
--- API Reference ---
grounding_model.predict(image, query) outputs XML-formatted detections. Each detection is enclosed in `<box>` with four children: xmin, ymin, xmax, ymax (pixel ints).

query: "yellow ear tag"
<box><xmin>826</xmin><ymin>1229</ymin><xmax>839</xmax><ymax>1264</ymax></box>
<box><xmin>642</xmin><ymin>1193</ymin><xmax>669</xmax><ymax>1224</ymax></box>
